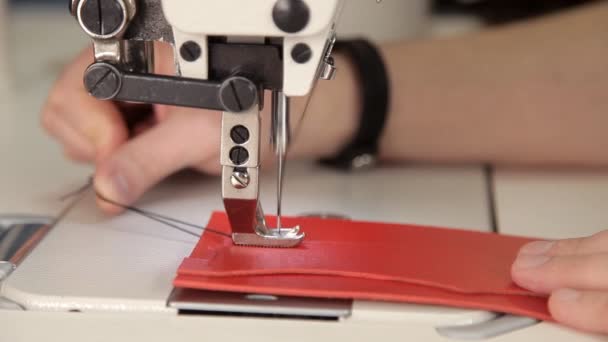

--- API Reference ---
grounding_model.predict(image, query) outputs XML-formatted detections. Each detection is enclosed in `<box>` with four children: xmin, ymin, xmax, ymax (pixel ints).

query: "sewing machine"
<box><xmin>0</xmin><ymin>1</ymin><xmax>605</xmax><ymax>341</ymax></box>
<box><xmin>71</xmin><ymin>0</ymin><xmax>344</xmax><ymax>248</ymax></box>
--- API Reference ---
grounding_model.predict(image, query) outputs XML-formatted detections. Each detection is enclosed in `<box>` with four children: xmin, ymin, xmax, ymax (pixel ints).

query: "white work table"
<box><xmin>1</xmin><ymin>6</ymin><xmax>606</xmax><ymax>342</ymax></box>
<box><xmin>495</xmin><ymin>168</ymin><xmax>608</xmax><ymax>239</ymax></box>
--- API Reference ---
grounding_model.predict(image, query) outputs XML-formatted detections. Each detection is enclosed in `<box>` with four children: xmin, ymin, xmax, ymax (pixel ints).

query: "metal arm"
<box><xmin>84</xmin><ymin>62</ymin><xmax>259</xmax><ymax>112</ymax></box>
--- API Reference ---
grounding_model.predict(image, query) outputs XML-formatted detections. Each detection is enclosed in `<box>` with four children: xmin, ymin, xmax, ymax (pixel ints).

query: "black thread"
<box><xmin>59</xmin><ymin>177</ymin><xmax>231</xmax><ymax>239</ymax></box>
<box><xmin>484</xmin><ymin>165</ymin><xmax>499</xmax><ymax>234</ymax></box>
<box><xmin>60</xmin><ymin>178</ymin><xmax>95</xmax><ymax>201</ymax></box>
<box><xmin>94</xmin><ymin>191</ymin><xmax>232</xmax><ymax>239</ymax></box>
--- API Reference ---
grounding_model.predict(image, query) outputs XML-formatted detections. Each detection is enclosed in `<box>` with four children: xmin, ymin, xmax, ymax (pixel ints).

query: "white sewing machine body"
<box><xmin>70</xmin><ymin>0</ymin><xmax>349</xmax><ymax>248</ymax></box>
<box><xmin>161</xmin><ymin>0</ymin><xmax>344</xmax><ymax>96</ymax></box>
<box><xmin>0</xmin><ymin>163</ymin><xmax>602</xmax><ymax>341</ymax></box>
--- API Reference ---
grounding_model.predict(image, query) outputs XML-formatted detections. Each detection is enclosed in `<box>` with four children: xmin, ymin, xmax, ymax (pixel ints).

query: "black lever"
<box><xmin>83</xmin><ymin>62</ymin><xmax>259</xmax><ymax>113</ymax></box>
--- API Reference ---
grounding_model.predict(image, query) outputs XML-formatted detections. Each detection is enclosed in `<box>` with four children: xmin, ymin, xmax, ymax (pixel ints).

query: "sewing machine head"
<box><xmin>69</xmin><ymin>0</ymin><xmax>344</xmax><ymax>248</ymax></box>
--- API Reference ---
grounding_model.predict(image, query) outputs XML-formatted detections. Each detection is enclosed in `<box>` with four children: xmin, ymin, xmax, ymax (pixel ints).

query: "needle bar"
<box><xmin>271</xmin><ymin>91</ymin><xmax>290</xmax><ymax>235</ymax></box>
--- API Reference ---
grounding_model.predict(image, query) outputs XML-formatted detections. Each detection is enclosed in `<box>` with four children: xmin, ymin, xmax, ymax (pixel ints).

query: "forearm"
<box><xmin>288</xmin><ymin>53</ymin><xmax>360</xmax><ymax>160</ymax></box>
<box><xmin>295</xmin><ymin>2</ymin><xmax>608</xmax><ymax>166</ymax></box>
<box><xmin>382</xmin><ymin>2</ymin><xmax>608</xmax><ymax>166</ymax></box>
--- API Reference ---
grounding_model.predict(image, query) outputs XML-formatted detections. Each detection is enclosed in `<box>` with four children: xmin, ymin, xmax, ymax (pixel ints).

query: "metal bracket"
<box><xmin>436</xmin><ymin>314</ymin><xmax>539</xmax><ymax>340</ymax></box>
<box><xmin>168</xmin><ymin>288</ymin><xmax>351</xmax><ymax>320</ymax></box>
<box><xmin>0</xmin><ymin>215</ymin><xmax>53</xmax><ymax>266</ymax></box>
<box><xmin>220</xmin><ymin>102</ymin><xmax>304</xmax><ymax>248</ymax></box>
<box><xmin>0</xmin><ymin>261</ymin><xmax>15</xmax><ymax>282</ymax></box>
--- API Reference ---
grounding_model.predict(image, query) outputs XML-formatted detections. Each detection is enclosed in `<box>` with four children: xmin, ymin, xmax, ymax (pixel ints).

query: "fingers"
<box><xmin>512</xmin><ymin>253</ymin><xmax>608</xmax><ymax>293</ymax></box>
<box><xmin>94</xmin><ymin>107</ymin><xmax>221</xmax><ymax>213</ymax></box>
<box><xmin>42</xmin><ymin>110</ymin><xmax>95</xmax><ymax>162</ymax></box>
<box><xmin>518</xmin><ymin>231</ymin><xmax>608</xmax><ymax>257</ymax></box>
<box><xmin>512</xmin><ymin>232</ymin><xmax>608</xmax><ymax>334</ymax></box>
<box><xmin>154</xmin><ymin>41</ymin><xmax>177</xmax><ymax>76</ymax></box>
<box><xmin>513</xmin><ymin>232</ymin><xmax>608</xmax><ymax>293</ymax></box>
<box><xmin>41</xmin><ymin>47</ymin><xmax>128</xmax><ymax>161</ymax></box>
<box><xmin>549</xmin><ymin>289</ymin><xmax>608</xmax><ymax>334</ymax></box>
<box><xmin>549</xmin><ymin>231</ymin><xmax>608</xmax><ymax>255</ymax></box>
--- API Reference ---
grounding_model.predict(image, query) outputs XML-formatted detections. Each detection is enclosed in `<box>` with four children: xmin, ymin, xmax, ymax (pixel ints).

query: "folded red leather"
<box><xmin>174</xmin><ymin>212</ymin><xmax>551</xmax><ymax>321</ymax></box>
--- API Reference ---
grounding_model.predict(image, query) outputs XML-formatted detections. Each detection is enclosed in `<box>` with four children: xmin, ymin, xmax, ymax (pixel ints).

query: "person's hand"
<box><xmin>512</xmin><ymin>231</ymin><xmax>608</xmax><ymax>334</ymax></box>
<box><xmin>41</xmin><ymin>45</ymin><xmax>358</xmax><ymax>213</ymax></box>
<box><xmin>41</xmin><ymin>44</ymin><xmax>254</xmax><ymax>213</ymax></box>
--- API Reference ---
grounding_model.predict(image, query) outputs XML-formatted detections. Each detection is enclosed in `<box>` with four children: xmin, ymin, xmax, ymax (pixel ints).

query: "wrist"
<box><xmin>288</xmin><ymin>52</ymin><xmax>361</xmax><ymax>161</ymax></box>
<box><xmin>318</xmin><ymin>40</ymin><xmax>390</xmax><ymax>170</ymax></box>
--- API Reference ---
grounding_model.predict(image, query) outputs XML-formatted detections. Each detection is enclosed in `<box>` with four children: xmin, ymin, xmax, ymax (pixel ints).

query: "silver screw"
<box><xmin>231</xmin><ymin>171</ymin><xmax>250</xmax><ymax>189</ymax></box>
<box><xmin>351</xmin><ymin>153</ymin><xmax>377</xmax><ymax>170</ymax></box>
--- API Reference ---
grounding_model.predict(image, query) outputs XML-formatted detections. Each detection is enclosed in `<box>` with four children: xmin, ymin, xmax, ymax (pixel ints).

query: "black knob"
<box><xmin>230</xmin><ymin>125</ymin><xmax>250</xmax><ymax>144</ymax></box>
<box><xmin>84</xmin><ymin>63</ymin><xmax>122</xmax><ymax>100</ymax></box>
<box><xmin>79</xmin><ymin>0</ymin><xmax>125</xmax><ymax>37</ymax></box>
<box><xmin>180</xmin><ymin>41</ymin><xmax>202</xmax><ymax>62</ymax></box>
<box><xmin>291</xmin><ymin>43</ymin><xmax>312</xmax><ymax>64</ymax></box>
<box><xmin>229</xmin><ymin>146</ymin><xmax>250</xmax><ymax>165</ymax></box>
<box><xmin>272</xmin><ymin>0</ymin><xmax>310</xmax><ymax>33</ymax></box>
<box><xmin>218</xmin><ymin>77</ymin><xmax>258</xmax><ymax>113</ymax></box>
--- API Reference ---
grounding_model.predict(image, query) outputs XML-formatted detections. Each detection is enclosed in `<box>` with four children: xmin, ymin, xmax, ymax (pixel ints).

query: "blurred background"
<box><xmin>0</xmin><ymin>0</ymin><xmax>597</xmax><ymax>214</ymax></box>
<box><xmin>0</xmin><ymin>0</ymin><xmax>597</xmax><ymax>151</ymax></box>
<box><xmin>1</xmin><ymin>0</ymin><xmax>597</xmax><ymax>153</ymax></box>
<box><xmin>1</xmin><ymin>0</ymin><xmax>598</xmax><ymax>135</ymax></box>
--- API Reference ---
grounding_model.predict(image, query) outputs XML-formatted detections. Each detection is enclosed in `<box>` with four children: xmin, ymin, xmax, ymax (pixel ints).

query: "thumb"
<box><xmin>549</xmin><ymin>288</ymin><xmax>608</xmax><ymax>334</ymax></box>
<box><xmin>94</xmin><ymin>110</ymin><xmax>220</xmax><ymax>213</ymax></box>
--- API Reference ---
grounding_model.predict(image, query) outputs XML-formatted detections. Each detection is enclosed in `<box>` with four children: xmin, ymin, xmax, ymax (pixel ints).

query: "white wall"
<box><xmin>337</xmin><ymin>0</ymin><xmax>430</xmax><ymax>42</ymax></box>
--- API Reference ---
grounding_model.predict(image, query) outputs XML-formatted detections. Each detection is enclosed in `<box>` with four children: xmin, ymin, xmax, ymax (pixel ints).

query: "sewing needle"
<box><xmin>272</xmin><ymin>91</ymin><xmax>290</xmax><ymax>235</ymax></box>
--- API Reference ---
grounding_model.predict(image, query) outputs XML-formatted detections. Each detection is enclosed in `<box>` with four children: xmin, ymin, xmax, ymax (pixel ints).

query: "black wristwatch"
<box><xmin>319</xmin><ymin>39</ymin><xmax>390</xmax><ymax>171</ymax></box>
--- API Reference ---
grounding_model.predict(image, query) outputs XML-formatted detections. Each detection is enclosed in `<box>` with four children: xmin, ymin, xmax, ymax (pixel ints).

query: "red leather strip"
<box><xmin>174</xmin><ymin>212</ymin><xmax>551</xmax><ymax>321</ymax></box>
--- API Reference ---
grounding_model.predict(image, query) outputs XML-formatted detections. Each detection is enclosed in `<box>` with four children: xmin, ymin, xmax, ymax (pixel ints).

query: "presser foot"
<box><xmin>232</xmin><ymin>227</ymin><xmax>305</xmax><ymax>248</ymax></box>
<box><xmin>232</xmin><ymin>205</ymin><xmax>304</xmax><ymax>248</ymax></box>
<box><xmin>224</xmin><ymin>198</ymin><xmax>305</xmax><ymax>248</ymax></box>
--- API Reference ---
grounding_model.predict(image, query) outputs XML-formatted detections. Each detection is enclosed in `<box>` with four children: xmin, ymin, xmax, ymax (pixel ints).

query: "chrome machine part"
<box><xmin>232</xmin><ymin>204</ymin><xmax>304</xmax><ymax>248</ymax></box>
<box><xmin>271</xmin><ymin>90</ymin><xmax>290</xmax><ymax>233</ymax></box>
<box><xmin>0</xmin><ymin>215</ymin><xmax>53</xmax><ymax>270</ymax></box>
<box><xmin>75</xmin><ymin>0</ymin><xmax>135</xmax><ymax>40</ymax></box>
<box><xmin>436</xmin><ymin>315</ymin><xmax>539</xmax><ymax>340</ymax></box>
<box><xmin>74</xmin><ymin>0</ymin><xmax>138</xmax><ymax>63</ymax></box>
<box><xmin>318</xmin><ymin>34</ymin><xmax>338</xmax><ymax>81</ymax></box>
<box><xmin>168</xmin><ymin>288</ymin><xmax>352</xmax><ymax>320</ymax></box>
<box><xmin>0</xmin><ymin>261</ymin><xmax>15</xmax><ymax>282</ymax></box>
